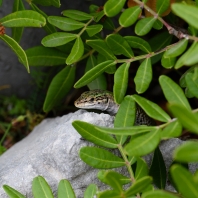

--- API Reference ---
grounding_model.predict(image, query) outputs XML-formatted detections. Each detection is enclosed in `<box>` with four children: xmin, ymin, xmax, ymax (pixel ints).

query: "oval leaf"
<box><xmin>113</xmin><ymin>63</ymin><xmax>130</xmax><ymax>104</ymax></box>
<box><xmin>156</xmin><ymin>0</ymin><xmax>170</xmax><ymax>15</ymax></box>
<box><xmin>84</xmin><ymin>184</ymin><xmax>97</xmax><ymax>198</ymax></box>
<box><xmin>159</xmin><ymin>75</ymin><xmax>191</xmax><ymax>110</ymax></box>
<box><xmin>58</xmin><ymin>179</ymin><xmax>76</xmax><ymax>198</ymax></box>
<box><xmin>134</xmin><ymin>58</ymin><xmax>152</xmax><ymax>94</ymax></box>
<box><xmin>62</xmin><ymin>9</ymin><xmax>92</xmax><ymax>21</ymax></box>
<box><xmin>185</xmin><ymin>73</ymin><xmax>198</xmax><ymax>98</ymax></box>
<box><xmin>79</xmin><ymin>147</ymin><xmax>125</xmax><ymax>168</ymax></box>
<box><xmin>86</xmin><ymin>24</ymin><xmax>103</xmax><ymax>37</ymax></box>
<box><xmin>161</xmin><ymin>54</ymin><xmax>176</xmax><ymax>69</ymax></box>
<box><xmin>42</xmin><ymin>32</ymin><xmax>77</xmax><ymax>47</ymax></box>
<box><xmin>3</xmin><ymin>185</ymin><xmax>25</xmax><ymax>198</ymax></box>
<box><xmin>43</xmin><ymin>65</ymin><xmax>75</xmax><ymax>112</ymax></box>
<box><xmin>142</xmin><ymin>190</ymin><xmax>179</xmax><ymax>198</ymax></box>
<box><xmin>0</xmin><ymin>10</ymin><xmax>46</xmax><ymax>27</ymax></box>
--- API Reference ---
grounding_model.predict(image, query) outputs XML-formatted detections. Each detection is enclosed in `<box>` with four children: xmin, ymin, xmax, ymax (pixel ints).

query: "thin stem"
<box><xmin>0</xmin><ymin>123</ymin><xmax>11</xmax><ymax>146</ymax></box>
<box><xmin>78</xmin><ymin>17</ymin><xmax>94</xmax><ymax>36</ymax></box>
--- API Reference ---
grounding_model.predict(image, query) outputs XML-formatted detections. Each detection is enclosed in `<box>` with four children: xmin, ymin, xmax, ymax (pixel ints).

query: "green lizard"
<box><xmin>74</xmin><ymin>89</ymin><xmax>155</xmax><ymax>126</ymax></box>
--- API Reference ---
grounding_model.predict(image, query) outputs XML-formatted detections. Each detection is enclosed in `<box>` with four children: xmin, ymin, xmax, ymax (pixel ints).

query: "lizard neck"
<box><xmin>104</xmin><ymin>98</ymin><xmax>120</xmax><ymax>115</ymax></box>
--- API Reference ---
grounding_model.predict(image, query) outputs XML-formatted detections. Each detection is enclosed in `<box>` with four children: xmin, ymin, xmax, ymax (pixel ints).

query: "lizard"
<box><xmin>74</xmin><ymin>89</ymin><xmax>155</xmax><ymax>126</ymax></box>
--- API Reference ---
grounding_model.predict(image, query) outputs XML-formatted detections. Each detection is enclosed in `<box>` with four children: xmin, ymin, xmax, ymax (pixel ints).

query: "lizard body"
<box><xmin>74</xmin><ymin>89</ymin><xmax>154</xmax><ymax>126</ymax></box>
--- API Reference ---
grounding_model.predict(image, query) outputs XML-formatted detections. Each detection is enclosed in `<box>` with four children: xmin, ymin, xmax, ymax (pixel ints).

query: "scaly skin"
<box><xmin>74</xmin><ymin>89</ymin><xmax>154</xmax><ymax>125</ymax></box>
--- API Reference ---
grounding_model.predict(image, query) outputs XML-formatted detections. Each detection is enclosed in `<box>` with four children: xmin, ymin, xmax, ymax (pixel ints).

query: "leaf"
<box><xmin>62</xmin><ymin>10</ymin><xmax>92</xmax><ymax>21</ymax></box>
<box><xmin>132</xmin><ymin>94</ymin><xmax>171</xmax><ymax>122</ymax></box>
<box><xmin>135</xmin><ymin>17</ymin><xmax>156</xmax><ymax>36</ymax></box>
<box><xmin>149</xmin><ymin>147</ymin><xmax>166</xmax><ymax>189</ymax></box>
<box><xmin>98</xmin><ymin>170</ymin><xmax>130</xmax><ymax>186</ymax></box>
<box><xmin>30</xmin><ymin>3</ymin><xmax>57</xmax><ymax>34</ymax></box>
<box><xmin>32</xmin><ymin>176</ymin><xmax>54</xmax><ymax>198</ymax></box>
<box><xmin>86</xmin><ymin>39</ymin><xmax>116</xmax><ymax>60</ymax></box>
<box><xmin>3</xmin><ymin>185</ymin><xmax>25</xmax><ymax>198</ymax></box>
<box><xmin>48</xmin><ymin>16</ymin><xmax>85</xmax><ymax>31</ymax></box>
<box><xmin>168</xmin><ymin>103</ymin><xmax>198</xmax><ymax>134</ymax></box>
<box><xmin>134</xmin><ymin>58</ymin><xmax>152</xmax><ymax>94</ymax></box>
<box><xmin>113</xmin><ymin>63</ymin><xmax>130</xmax><ymax>104</ymax></box>
<box><xmin>183</xmin><ymin>42</ymin><xmax>198</xmax><ymax>66</ymax></box>
<box><xmin>135</xmin><ymin>157</ymin><xmax>149</xmax><ymax>180</ymax></box>
<box><xmin>161</xmin><ymin>120</ymin><xmax>182</xmax><ymax>139</ymax></box>
<box><xmin>72</xmin><ymin>120</ymin><xmax>118</xmax><ymax>148</ymax></box>
<box><xmin>124</xmin><ymin>128</ymin><xmax>161</xmax><ymax>156</ymax></box>
<box><xmin>58</xmin><ymin>180</ymin><xmax>76</xmax><ymax>198</ymax></box>
<box><xmin>161</xmin><ymin>54</ymin><xmax>176</xmax><ymax>69</ymax></box>
<box><xmin>32</xmin><ymin>0</ymin><xmax>60</xmax><ymax>7</ymax></box>
<box><xmin>86</xmin><ymin>24</ymin><xmax>103</xmax><ymax>37</ymax></box>
<box><xmin>79</xmin><ymin>147</ymin><xmax>125</xmax><ymax>168</ymax></box>
<box><xmin>172</xmin><ymin>3</ymin><xmax>198</xmax><ymax>29</ymax></box>
<box><xmin>0</xmin><ymin>10</ymin><xmax>46</xmax><ymax>27</ymax></box>
<box><xmin>174</xmin><ymin>141</ymin><xmax>198</xmax><ymax>163</ymax></box>
<box><xmin>104</xmin><ymin>0</ymin><xmax>126</xmax><ymax>17</ymax></box>
<box><xmin>0</xmin><ymin>34</ymin><xmax>29</xmax><ymax>72</ymax></box>
<box><xmin>43</xmin><ymin>65</ymin><xmax>75</xmax><ymax>112</ymax></box>
<box><xmin>159</xmin><ymin>75</ymin><xmax>191</xmax><ymax>110</ymax></box>
<box><xmin>25</xmin><ymin>46</ymin><xmax>66</xmax><ymax>66</ymax></box>
<box><xmin>74</xmin><ymin>60</ymin><xmax>116</xmax><ymax>88</ymax></box>
<box><xmin>170</xmin><ymin>164</ymin><xmax>198</xmax><ymax>198</ymax></box>
<box><xmin>124</xmin><ymin>36</ymin><xmax>152</xmax><ymax>53</ymax></box>
<box><xmin>156</xmin><ymin>0</ymin><xmax>170</xmax><ymax>15</ymax></box>
<box><xmin>85</xmin><ymin>55</ymin><xmax>107</xmax><ymax>90</ymax></box>
<box><xmin>97</xmin><ymin>190</ymin><xmax>121</xmax><ymax>198</ymax></box>
<box><xmin>84</xmin><ymin>184</ymin><xmax>97</xmax><ymax>198</ymax></box>
<box><xmin>12</xmin><ymin>0</ymin><xmax>25</xmax><ymax>42</ymax></box>
<box><xmin>142</xmin><ymin>190</ymin><xmax>179</xmax><ymax>198</ymax></box>
<box><xmin>164</xmin><ymin>39</ymin><xmax>188</xmax><ymax>58</ymax></box>
<box><xmin>125</xmin><ymin>176</ymin><xmax>152</xmax><ymax>196</ymax></box>
<box><xmin>119</xmin><ymin>6</ymin><xmax>141</xmax><ymax>27</ymax></box>
<box><xmin>66</xmin><ymin>36</ymin><xmax>84</xmax><ymax>65</ymax></box>
<box><xmin>153</xmin><ymin>20</ymin><xmax>163</xmax><ymax>30</ymax></box>
<box><xmin>106</xmin><ymin>34</ymin><xmax>134</xmax><ymax>58</ymax></box>
<box><xmin>185</xmin><ymin>73</ymin><xmax>198</xmax><ymax>98</ymax></box>
<box><xmin>42</xmin><ymin>33</ymin><xmax>77</xmax><ymax>47</ymax></box>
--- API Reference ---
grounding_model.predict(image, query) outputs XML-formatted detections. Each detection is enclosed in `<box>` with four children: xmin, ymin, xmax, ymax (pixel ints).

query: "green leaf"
<box><xmin>124</xmin><ymin>128</ymin><xmax>161</xmax><ymax>156</ymax></box>
<box><xmin>113</xmin><ymin>63</ymin><xmax>130</xmax><ymax>104</ymax></box>
<box><xmin>183</xmin><ymin>42</ymin><xmax>198</xmax><ymax>66</ymax></box>
<box><xmin>86</xmin><ymin>39</ymin><xmax>116</xmax><ymax>60</ymax></box>
<box><xmin>185</xmin><ymin>73</ymin><xmax>198</xmax><ymax>98</ymax></box>
<box><xmin>97</xmin><ymin>190</ymin><xmax>121</xmax><ymax>198</ymax></box>
<box><xmin>172</xmin><ymin>3</ymin><xmax>198</xmax><ymax>29</ymax></box>
<box><xmin>161</xmin><ymin>54</ymin><xmax>176</xmax><ymax>69</ymax></box>
<box><xmin>124</xmin><ymin>36</ymin><xmax>151</xmax><ymax>53</ymax></box>
<box><xmin>179</xmin><ymin>67</ymin><xmax>195</xmax><ymax>88</ymax></box>
<box><xmin>62</xmin><ymin>10</ymin><xmax>92</xmax><ymax>21</ymax></box>
<box><xmin>12</xmin><ymin>0</ymin><xmax>25</xmax><ymax>42</ymax></box>
<box><xmin>84</xmin><ymin>184</ymin><xmax>97</xmax><ymax>198</ymax></box>
<box><xmin>135</xmin><ymin>17</ymin><xmax>156</xmax><ymax>36</ymax></box>
<box><xmin>0</xmin><ymin>10</ymin><xmax>46</xmax><ymax>27</ymax></box>
<box><xmin>132</xmin><ymin>94</ymin><xmax>171</xmax><ymax>122</ymax></box>
<box><xmin>72</xmin><ymin>120</ymin><xmax>118</xmax><ymax>148</ymax></box>
<box><xmin>66</xmin><ymin>36</ymin><xmax>84</xmax><ymax>65</ymax></box>
<box><xmin>101</xmin><ymin>17</ymin><xmax>115</xmax><ymax>30</ymax></box>
<box><xmin>0</xmin><ymin>0</ymin><xmax>2</xmax><ymax>7</ymax></box>
<box><xmin>149</xmin><ymin>147</ymin><xmax>166</xmax><ymax>189</ymax></box>
<box><xmin>119</xmin><ymin>6</ymin><xmax>141</xmax><ymax>27</ymax></box>
<box><xmin>135</xmin><ymin>157</ymin><xmax>148</xmax><ymax>180</ymax></box>
<box><xmin>79</xmin><ymin>147</ymin><xmax>125</xmax><ymax>169</ymax></box>
<box><xmin>153</xmin><ymin>20</ymin><xmax>163</xmax><ymax>30</ymax></box>
<box><xmin>104</xmin><ymin>0</ymin><xmax>126</xmax><ymax>17</ymax></box>
<box><xmin>86</xmin><ymin>24</ymin><xmax>103</xmax><ymax>37</ymax></box>
<box><xmin>168</xmin><ymin>103</ymin><xmax>198</xmax><ymax>134</ymax></box>
<box><xmin>85</xmin><ymin>55</ymin><xmax>107</xmax><ymax>90</ymax></box>
<box><xmin>74</xmin><ymin>60</ymin><xmax>116</xmax><ymax>88</ymax></box>
<box><xmin>42</xmin><ymin>33</ymin><xmax>77</xmax><ymax>47</ymax></box>
<box><xmin>161</xmin><ymin>120</ymin><xmax>182</xmax><ymax>139</ymax></box>
<box><xmin>30</xmin><ymin>3</ymin><xmax>57</xmax><ymax>34</ymax></box>
<box><xmin>156</xmin><ymin>0</ymin><xmax>170</xmax><ymax>15</ymax></box>
<box><xmin>3</xmin><ymin>185</ymin><xmax>25</xmax><ymax>198</ymax></box>
<box><xmin>170</xmin><ymin>164</ymin><xmax>198</xmax><ymax>198</ymax></box>
<box><xmin>32</xmin><ymin>176</ymin><xmax>54</xmax><ymax>198</ymax></box>
<box><xmin>32</xmin><ymin>0</ymin><xmax>60</xmax><ymax>7</ymax></box>
<box><xmin>48</xmin><ymin>16</ymin><xmax>85</xmax><ymax>31</ymax></box>
<box><xmin>134</xmin><ymin>58</ymin><xmax>152</xmax><ymax>94</ymax></box>
<box><xmin>174</xmin><ymin>141</ymin><xmax>198</xmax><ymax>163</ymax></box>
<box><xmin>58</xmin><ymin>180</ymin><xmax>76</xmax><ymax>198</ymax></box>
<box><xmin>164</xmin><ymin>39</ymin><xmax>188</xmax><ymax>58</ymax></box>
<box><xmin>98</xmin><ymin>170</ymin><xmax>130</xmax><ymax>186</ymax></box>
<box><xmin>25</xmin><ymin>46</ymin><xmax>66</xmax><ymax>66</ymax></box>
<box><xmin>106</xmin><ymin>34</ymin><xmax>134</xmax><ymax>58</ymax></box>
<box><xmin>125</xmin><ymin>176</ymin><xmax>152</xmax><ymax>196</ymax></box>
<box><xmin>0</xmin><ymin>34</ymin><xmax>29</xmax><ymax>72</ymax></box>
<box><xmin>142</xmin><ymin>190</ymin><xmax>179</xmax><ymax>198</ymax></box>
<box><xmin>43</xmin><ymin>65</ymin><xmax>75</xmax><ymax>112</ymax></box>
<box><xmin>159</xmin><ymin>75</ymin><xmax>191</xmax><ymax>110</ymax></box>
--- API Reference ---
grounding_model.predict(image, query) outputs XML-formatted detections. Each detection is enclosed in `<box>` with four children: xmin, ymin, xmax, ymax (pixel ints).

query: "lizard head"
<box><xmin>74</xmin><ymin>89</ymin><xmax>114</xmax><ymax>111</ymax></box>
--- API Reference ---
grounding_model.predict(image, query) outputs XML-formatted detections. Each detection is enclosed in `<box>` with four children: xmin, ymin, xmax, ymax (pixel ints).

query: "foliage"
<box><xmin>2</xmin><ymin>0</ymin><xmax>198</xmax><ymax>197</ymax></box>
